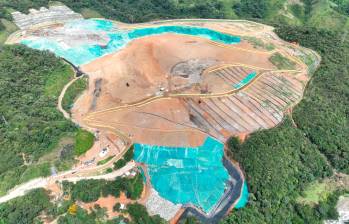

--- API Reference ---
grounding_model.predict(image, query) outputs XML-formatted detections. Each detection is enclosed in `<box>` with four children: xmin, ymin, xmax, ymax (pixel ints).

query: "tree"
<box><xmin>113</xmin><ymin>203</ymin><xmax>121</xmax><ymax>212</ymax></box>
<box><xmin>234</xmin><ymin>0</ymin><xmax>268</xmax><ymax>18</ymax></box>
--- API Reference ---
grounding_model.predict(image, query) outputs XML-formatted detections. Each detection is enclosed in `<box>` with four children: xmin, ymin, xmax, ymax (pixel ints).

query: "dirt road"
<box><xmin>0</xmin><ymin>161</ymin><xmax>135</xmax><ymax>203</ymax></box>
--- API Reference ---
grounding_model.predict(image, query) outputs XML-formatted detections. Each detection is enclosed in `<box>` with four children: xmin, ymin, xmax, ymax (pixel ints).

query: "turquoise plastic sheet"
<box><xmin>134</xmin><ymin>137</ymin><xmax>229</xmax><ymax>213</ymax></box>
<box><xmin>233</xmin><ymin>72</ymin><xmax>257</xmax><ymax>89</ymax></box>
<box><xmin>21</xmin><ymin>19</ymin><xmax>240</xmax><ymax>66</ymax></box>
<box><xmin>234</xmin><ymin>182</ymin><xmax>249</xmax><ymax>209</ymax></box>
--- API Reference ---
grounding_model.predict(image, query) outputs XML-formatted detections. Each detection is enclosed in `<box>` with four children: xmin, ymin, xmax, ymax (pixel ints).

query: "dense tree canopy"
<box><xmin>127</xmin><ymin>203</ymin><xmax>166</xmax><ymax>224</ymax></box>
<box><xmin>224</xmin><ymin>24</ymin><xmax>349</xmax><ymax>223</ymax></box>
<box><xmin>233</xmin><ymin>0</ymin><xmax>268</xmax><ymax>19</ymax></box>
<box><xmin>0</xmin><ymin>0</ymin><xmax>229</xmax><ymax>23</ymax></box>
<box><xmin>224</xmin><ymin>118</ymin><xmax>332</xmax><ymax>223</ymax></box>
<box><xmin>0</xmin><ymin>189</ymin><xmax>53</xmax><ymax>224</ymax></box>
<box><xmin>63</xmin><ymin>174</ymin><xmax>144</xmax><ymax>203</ymax></box>
<box><xmin>275</xmin><ymin>25</ymin><xmax>349</xmax><ymax>174</ymax></box>
<box><xmin>0</xmin><ymin>46</ymin><xmax>78</xmax><ymax>194</ymax></box>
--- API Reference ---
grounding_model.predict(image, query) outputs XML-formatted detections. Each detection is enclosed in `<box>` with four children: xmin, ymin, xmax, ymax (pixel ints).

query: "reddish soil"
<box><xmin>71</xmin><ymin>20</ymin><xmax>313</xmax><ymax>156</ymax></box>
<box><xmin>77</xmin><ymin>131</ymin><xmax>123</xmax><ymax>165</ymax></box>
<box><xmin>80</xmin><ymin>192</ymin><xmax>132</xmax><ymax>219</ymax></box>
<box><xmin>170</xmin><ymin>208</ymin><xmax>185</xmax><ymax>224</ymax></box>
<box><xmin>78</xmin><ymin>34</ymin><xmax>273</xmax><ymax>112</ymax></box>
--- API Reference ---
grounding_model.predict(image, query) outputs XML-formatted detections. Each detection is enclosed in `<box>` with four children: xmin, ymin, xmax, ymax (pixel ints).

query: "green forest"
<box><xmin>0</xmin><ymin>189</ymin><xmax>54</xmax><ymax>224</ymax></box>
<box><xmin>62</xmin><ymin>76</ymin><xmax>88</xmax><ymax>113</ymax></box>
<box><xmin>62</xmin><ymin>173</ymin><xmax>144</xmax><ymax>202</ymax></box>
<box><xmin>0</xmin><ymin>0</ymin><xmax>349</xmax><ymax>32</ymax></box>
<box><xmin>224</xmin><ymin>22</ymin><xmax>349</xmax><ymax>224</ymax></box>
<box><xmin>0</xmin><ymin>45</ymin><xmax>84</xmax><ymax>195</ymax></box>
<box><xmin>0</xmin><ymin>0</ymin><xmax>348</xmax><ymax>223</ymax></box>
<box><xmin>0</xmin><ymin>175</ymin><xmax>153</xmax><ymax>224</ymax></box>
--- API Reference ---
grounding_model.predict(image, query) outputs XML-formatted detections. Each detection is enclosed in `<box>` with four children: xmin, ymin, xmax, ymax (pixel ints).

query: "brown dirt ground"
<box><xmin>83</xmin><ymin>98</ymin><xmax>207</xmax><ymax>147</ymax></box>
<box><xmin>73</xmin><ymin>31</ymin><xmax>280</xmax><ymax>147</ymax></box>
<box><xmin>69</xmin><ymin>19</ymin><xmax>312</xmax><ymax>172</ymax></box>
<box><xmin>79</xmin><ymin>34</ymin><xmax>274</xmax><ymax>112</ymax></box>
<box><xmin>80</xmin><ymin>192</ymin><xmax>132</xmax><ymax>219</ymax></box>
<box><xmin>77</xmin><ymin>131</ymin><xmax>123</xmax><ymax>165</ymax></box>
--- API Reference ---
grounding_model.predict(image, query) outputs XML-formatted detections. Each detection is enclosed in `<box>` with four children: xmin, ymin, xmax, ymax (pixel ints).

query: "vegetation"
<box><xmin>74</xmin><ymin>129</ymin><xmax>94</xmax><ymax>156</ymax></box>
<box><xmin>80</xmin><ymin>8</ymin><xmax>103</xmax><ymax>19</ymax></box>
<box><xmin>0</xmin><ymin>189</ymin><xmax>53</xmax><ymax>224</ymax></box>
<box><xmin>113</xmin><ymin>145</ymin><xmax>134</xmax><ymax>170</ymax></box>
<box><xmin>0</xmin><ymin>46</ymin><xmax>79</xmax><ymax>195</ymax></box>
<box><xmin>332</xmin><ymin>0</ymin><xmax>349</xmax><ymax>16</ymax></box>
<box><xmin>97</xmin><ymin>155</ymin><xmax>115</xmax><ymax>166</ymax></box>
<box><xmin>304</xmin><ymin>0</ymin><xmax>349</xmax><ymax>31</ymax></box>
<box><xmin>63</xmin><ymin>173</ymin><xmax>143</xmax><ymax>203</ymax></box>
<box><xmin>0</xmin><ymin>0</ymin><xmax>232</xmax><ymax>24</ymax></box>
<box><xmin>293</xmin><ymin>190</ymin><xmax>349</xmax><ymax>223</ymax></box>
<box><xmin>269</xmin><ymin>52</ymin><xmax>297</xmax><ymax>70</ymax></box>
<box><xmin>243</xmin><ymin>36</ymin><xmax>275</xmax><ymax>51</ymax></box>
<box><xmin>127</xmin><ymin>203</ymin><xmax>166</xmax><ymax>224</ymax></box>
<box><xmin>275</xmin><ymin>25</ymin><xmax>349</xmax><ymax>174</ymax></box>
<box><xmin>113</xmin><ymin>159</ymin><xmax>127</xmax><ymax>170</ymax></box>
<box><xmin>54</xmin><ymin>142</ymin><xmax>77</xmax><ymax>171</ymax></box>
<box><xmin>224</xmin><ymin>118</ymin><xmax>332</xmax><ymax>223</ymax></box>
<box><xmin>113</xmin><ymin>202</ymin><xmax>121</xmax><ymax>212</ymax></box>
<box><xmin>0</xmin><ymin>0</ymin><xmax>348</xmax><ymax>32</ymax></box>
<box><xmin>224</xmin><ymin>24</ymin><xmax>349</xmax><ymax>223</ymax></box>
<box><xmin>62</xmin><ymin>76</ymin><xmax>88</xmax><ymax>112</ymax></box>
<box><xmin>234</xmin><ymin>0</ymin><xmax>268</xmax><ymax>19</ymax></box>
<box><xmin>0</xmin><ymin>19</ymin><xmax>17</xmax><ymax>45</ymax></box>
<box><xmin>0</xmin><ymin>1</ymin><xmax>348</xmax><ymax>223</ymax></box>
<box><xmin>57</xmin><ymin>205</ymin><xmax>111</xmax><ymax>224</ymax></box>
<box><xmin>297</xmin><ymin>181</ymin><xmax>334</xmax><ymax>205</ymax></box>
<box><xmin>18</xmin><ymin>162</ymin><xmax>51</xmax><ymax>183</ymax></box>
<box><xmin>58</xmin><ymin>202</ymin><xmax>166</xmax><ymax>224</ymax></box>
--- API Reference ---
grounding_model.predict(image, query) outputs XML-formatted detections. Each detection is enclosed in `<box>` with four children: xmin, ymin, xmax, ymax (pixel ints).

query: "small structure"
<box><xmin>83</xmin><ymin>157</ymin><xmax>96</xmax><ymax>166</ymax></box>
<box><xmin>99</xmin><ymin>147</ymin><xmax>108</xmax><ymax>158</ymax></box>
<box><xmin>11</xmin><ymin>5</ymin><xmax>83</xmax><ymax>30</ymax></box>
<box><xmin>120</xmin><ymin>203</ymin><xmax>126</xmax><ymax>210</ymax></box>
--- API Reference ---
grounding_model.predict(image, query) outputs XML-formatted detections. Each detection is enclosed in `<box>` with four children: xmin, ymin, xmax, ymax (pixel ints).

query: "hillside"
<box><xmin>0</xmin><ymin>0</ymin><xmax>349</xmax><ymax>35</ymax></box>
<box><xmin>0</xmin><ymin>1</ymin><xmax>348</xmax><ymax>224</ymax></box>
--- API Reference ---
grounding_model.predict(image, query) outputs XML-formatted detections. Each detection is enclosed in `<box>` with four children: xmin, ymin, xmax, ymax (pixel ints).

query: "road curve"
<box><xmin>57</xmin><ymin>75</ymin><xmax>83</xmax><ymax>120</ymax></box>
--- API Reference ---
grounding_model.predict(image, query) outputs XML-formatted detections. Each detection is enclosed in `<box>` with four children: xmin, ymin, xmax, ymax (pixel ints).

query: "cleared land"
<box><xmin>69</xmin><ymin>20</ymin><xmax>317</xmax><ymax>146</ymax></box>
<box><xmin>4</xmin><ymin>8</ymin><xmax>320</xmax><ymax>222</ymax></box>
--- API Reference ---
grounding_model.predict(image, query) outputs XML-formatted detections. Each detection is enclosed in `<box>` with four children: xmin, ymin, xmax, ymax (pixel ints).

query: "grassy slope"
<box><xmin>307</xmin><ymin>0</ymin><xmax>348</xmax><ymax>30</ymax></box>
<box><xmin>297</xmin><ymin>181</ymin><xmax>335</xmax><ymax>205</ymax></box>
<box><xmin>0</xmin><ymin>19</ymin><xmax>17</xmax><ymax>44</ymax></box>
<box><xmin>269</xmin><ymin>52</ymin><xmax>297</xmax><ymax>70</ymax></box>
<box><xmin>62</xmin><ymin>76</ymin><xmax>88</xmax><ymax>112</ymax></box>
<box><xmin>257</xmin><ymin>0</ymin><xmax>349</xmax><ymax>31</ymax></box>
<box><xmin>80</xmin><ymin>8</ymin><xmax>103</xmax><ymax>19</ymax></box>
<box><xmin>74</xmin><ymin>129</ymin><xmax>94</xmax><ymax>156</ymax></box>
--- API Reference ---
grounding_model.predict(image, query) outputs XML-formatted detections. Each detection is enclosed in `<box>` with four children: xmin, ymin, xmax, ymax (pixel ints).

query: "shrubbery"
<box><xmin>0</xmin><ymin>189</ymin><xmax>53</xmax><ymax>224</ymax></box>
<box><xmin>127</xmin><ymin>203</ymin><xmax>166</xmax><ymax>224</ymax></box>
<box><xmin>63</xmin><ymin>173</ymin><xmax>144</xmax><ymax>203</ymax></box>
<box><xmin>62</xmin><ymin>76</ymin><xmax>88</xmax><ymax>112</ymax></box>
<box><xmin>113</xmin><ymin>145</ymin><xmax>134</xmax><ymax>170</ymax></box>
<box><xmin>0</xmin><ymin>46</ymin><xmax>77</xmax><ymax>194</ymax></box>
<box><xmin>74</xmin><ymin>129</ymin><xmax>94</xmax><ymax>156</ymax></box>
<box><xmin>275</xmin><ymin>25</ymin><xmax>349</xmax><ymax>173</ymax></box>
<box><xmin>224</xmin><ymin>24</ymin><xmax>349</xmax><ymax>223</ymax></box>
